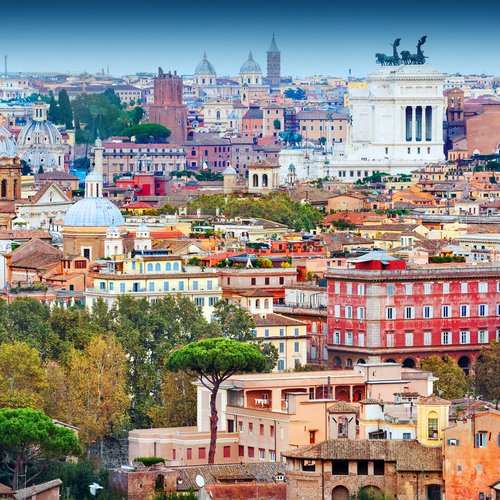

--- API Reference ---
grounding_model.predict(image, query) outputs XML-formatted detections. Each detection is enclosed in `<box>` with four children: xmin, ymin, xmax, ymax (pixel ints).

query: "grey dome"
<box><xmin>18</xmin><ymin>120</ymin><xmax>63</xmax><ymax>147</ymax></box>
<box><xmin>223</xmin><ymin>165</ymin><xmax>237</xmax><ymax>175</ymax></box>
<box><xmin>0</xmin><ymin>125</ymin><xmax>18</xmax><ymax>159</ymax></box>
<box><xmin>21</xmin><ymin>146</ymin><xmax>57</xmax><ymax>168</ymax></box>
<box><xmin>64</xmin><ymin>197</ymin><xmax>125</xmax><ymax>227</ymax></box>
<box><xmin>240</xmin><ymin>51</ymin><xmax>262</xmax><ymax>74</ymax></box>
<box><xmin>195</xmin><ymin>52</ymin><xmax>216</xmax><ymax>76</ymax></box>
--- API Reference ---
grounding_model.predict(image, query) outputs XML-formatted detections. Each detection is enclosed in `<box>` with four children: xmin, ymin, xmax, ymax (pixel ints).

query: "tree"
<box><xmin>474</xmin><ymin>340</ymin><xmax>500</xmax><ymax>409</ymax></box>
<box><xmin>47</xmin><ymin>91</ymin><xmax>58</xmax><ymax>123</ymax></box>
<box><xmin>421</xmin><ymin>355</ymin><xmax>469</xmax><ymax>400</ymax></box>
<box><xmin>46</xmin><ymin>335</ymin><xmax>129</xmax><ymax>447</ymax></box>
<box><xmin>273</xmin><ymin>118</ymin><xmax>281</xmax><ymax>131</ymax></box>
<box><xmin>123</xmin><ymin>123</ymin><xmax>171</xmax><ymax>143</ymax></box>
<box><xmin>166</xmin><ymin>338</ymin><xmax>267</xmax><ymax>463</ymax></box>
<box><xmin>0</xmin><ymin>408</ymin><xmax>82</xmax><ymax>489</ymax></box>
<box><xmin>0</xmin><ymin>342</ymin><xmax>47</xmax><ymax>410</ymax></box>
<box><xmin>57</xmin><ymin>89</ymin><xmax>73</xmax><ymax>129</ymax></box>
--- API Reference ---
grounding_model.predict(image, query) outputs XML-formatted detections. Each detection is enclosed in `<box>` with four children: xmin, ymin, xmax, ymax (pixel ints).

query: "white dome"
<box><xmin>21</xmin><ymin>146</ymin><xmax>57</xmax><ymax>168</ymax></box>
<box><xmin>18</xmin><ymin>120</ymin><xmax>63</xmax><ymax>147</ymax></box>
<box><xmin>195</xmin><ymin>52</ymin><xmax>216</xmax><ymax>76</ymax></box>
<box><xmin>0</xmin><ymin>125</ymin><xmax>18</xmax><ymax>159</ymax></box>
<box><xmin>240</xmin><ymin>51</ymin><xmax>262</xmax><ymax>74</ymax></box>
<box><xmin>64</xmin><ymin>197</ymin><xmax>125</xmax><ymax>227</ymax></box>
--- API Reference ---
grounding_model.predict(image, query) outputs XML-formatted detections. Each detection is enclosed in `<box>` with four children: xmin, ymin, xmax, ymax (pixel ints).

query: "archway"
<box><xmin>154</xmin><ymin>475</ymin><xmax>164</xmax><ymax>493</ymax></box>
<box><xmin>458</xmin><ymin>356</ymin><xmax>471</xmax><ymax>374</ymax></box>
<box><xmin>357</xmin><ymin>358</ymin><xmax>366</xmax><ymax>364</ymax></box>
<box><xmin>333</xmin><ymin>356</ymin><xmax>341</xmax><ymax>367</ymax></box>
<box><xmin>262</xmin><ymin>174</ymin><xmax>268</xmax><ymax>187</ymax></box>
<box><xmin>353</xmin><ymin>389</ymin><xmax>364</xmax><ymax>402</ymax></box>
<box><xmin>402</xmin><ymin>358</ymin><xmax>416</xmax><ymax>368</ymax></box>
<box><xmin>385</xmin><ymin>359</ymin><xmax>397</xmax><ymax>364</ymax></box>
<box><xmin>332</xmin><ymin>485</ymin><xmax>349</xmax><ymax>500</ymax></box>
<box><xmin>335</xmin><ymin>388</ymin><xmax>349</xmax><ymax>402</ymax></box>
<box><xmin>426</xmin><ymin>484</ymin><xmax>442</xmax><ymax>500</ymax></box>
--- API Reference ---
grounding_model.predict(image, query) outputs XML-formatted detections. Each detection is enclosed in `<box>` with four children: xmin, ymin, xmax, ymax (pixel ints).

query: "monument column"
<box><xmin>422</xmin><ymin>107</ymin><xmax>426</xmax><ymax>145</ymax></box>
<box><xmin>411</xmin><ymin>106</ymin><xmax>416</xmax><ymax>143</ymax></box>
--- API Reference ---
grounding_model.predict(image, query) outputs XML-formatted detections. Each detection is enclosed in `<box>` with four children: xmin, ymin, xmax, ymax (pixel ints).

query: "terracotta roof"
<box><xmin>249</xmin><ymin>158</ymin><xmax>280</xmax><ymax>169</ymax></box>
<box><xmin>123</xmin><ymin>201</ymin><xmax>155</xmax><ymax>209</ymax></box>
<box><xmin>0</xmin><ymin>483</ymin><xmax>14</xmax><ymax>494</ymax></box>
<box><xmin>15</xmin><ymin>479</ymin><xmax>62</xmax><ymax>500</ymax></box>
<box><xmin>326</xmin><ymin>401</ymin><xmax>359</xmax><ymax>414</ymax></box>
<box><xmin>283</xmin><ymin>439</ymin><xmax>442</xmax><ymax>471</ymax></box>
<box><xmin>418</xmin><ymin>394</ymin><xmax>451</xmax><ymax>406</ymax></box>
<box><xmin>0</xmin><ymin>230</ymin><xmax>51</xmax><ymax>240</ymax></box>
<box><xmin>240</xmin><ymin>289</ymin><xmax>275</xmax><ymax>298</ymax></box>
<box><xmin>10</xmin><ymin>238</ymin><xmax>62</xmax><ymax>270</ymax></box>
<box><xmin>360</xmin><ymin>398</ymin><xmax>383</xmax><ymax>405</ymax></box>
<box><xmin>252</xmin><ymin>313</ymin><xmax>306</xmax><ymax>327</ymax></box>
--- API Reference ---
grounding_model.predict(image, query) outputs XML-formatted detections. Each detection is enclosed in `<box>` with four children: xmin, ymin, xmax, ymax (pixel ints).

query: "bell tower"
<box><xmin>267</xmin><ymin>34</ymin><xmax>281</xmax><ymax>89</ymax></box>
<box><xmin>0</xmin><ymin>126</ymin><xmax>21</xmax><ymax>201</ymax></box>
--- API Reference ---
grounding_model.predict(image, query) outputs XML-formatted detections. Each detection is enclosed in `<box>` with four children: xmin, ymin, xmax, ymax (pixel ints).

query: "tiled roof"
<box><xmin>240</xmin><ymin>289</ymin><xmax>275</xmax><ymax>297</ymax></box>
<box><xmin>283</xmin><ymin>439</ymin><xmax>442</xmax><ymax>471</ymax></box>
<box><xmin>418</xmin><ymin>394</ymin><xmax>451</xmax><ymax>406</ymax></box>
<box><xmin>326</xmin><ymin>401</ymin><xmax>359</xmax><ymax>414</ymax></box>
<box><xmin>0</xmin><ymin>230</ymin><xmax>51</xmax><ymax>240</ymax></box>
<box><xmin>10</xmin><ymin>238</ymin><xmax>62</xmax><ymax>270</ymax></box>
<box><xmin>15</xmin><ymin>479</ymin><xmax>62</xmax><ymax>500</ymax></box>
<box><xmin>248</xmin><ymin>158</ymin><xmax>280</xmax><ymax>169</ymax></box>
<box><xmin>36</xmin><ymin>171</ymin><xmax>79</xmax><ymax>181</ymax></box>
<box><xmin>252</xmin><ymin>313</ymin><xmax>306</xmax><ymax>327</ymax></box>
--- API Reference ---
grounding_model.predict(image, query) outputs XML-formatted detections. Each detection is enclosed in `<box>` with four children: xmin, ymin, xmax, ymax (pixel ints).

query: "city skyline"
<box><xmin>2</xmin><ymin>0</ymin><xmax>500</xmax><ymax>77</ymax></box>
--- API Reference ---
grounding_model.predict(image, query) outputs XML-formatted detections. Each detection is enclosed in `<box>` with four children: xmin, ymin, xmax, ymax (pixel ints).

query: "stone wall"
<box><xmin>87</xmin><ymin>437</ymin><xmax>129</xmax><ymax>469</ymax></box>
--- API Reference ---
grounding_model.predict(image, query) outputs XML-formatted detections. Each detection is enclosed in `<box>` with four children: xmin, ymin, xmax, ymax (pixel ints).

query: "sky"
<box><xmin>2</xmin><ymin>0</ymin><xmax>499</xmax><ymax>78</ymax></box>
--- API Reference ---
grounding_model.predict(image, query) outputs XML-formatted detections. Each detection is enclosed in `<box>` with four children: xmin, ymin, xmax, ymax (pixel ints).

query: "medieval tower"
<box><xmin>148</xmin><ymin>68</ymin><xmax>187</xmax><ymax>143</ymax></box>
<box><xmin>266</xmin><ymin>34</ymin><xmax>281</xmax><ymax>89</ymax></box>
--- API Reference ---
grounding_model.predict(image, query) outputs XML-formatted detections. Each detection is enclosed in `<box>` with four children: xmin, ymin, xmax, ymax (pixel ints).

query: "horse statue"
<box><xmin>279</xmin><ymin>128</ymin><xmax>303</xmax><ymax>148</ymax></box>
<box><xmin>400</xmin><ymin>36</ymin><xmax>428</xmax><ymax>65</ymax></box>
<box><xmin>375</xmin><ymin>38</ymin><xmax>401</xmax><ymax>66</ymax></box>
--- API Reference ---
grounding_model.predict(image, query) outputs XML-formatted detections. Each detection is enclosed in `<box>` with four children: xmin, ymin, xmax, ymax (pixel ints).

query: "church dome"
<box><xmin>223</xmin><ymin>165</ymin><xmax>237</xmax><ymax>175</ymax></box>
<box><xmin>240</xmin><ymin>51</ymin><xmax>261</xmax><ymax>74</ymax></box>
<box><xmin>18</xmin><ymin>120</ymin><xmax>63</xmax><ymax>147</ymax></box>
<box><xmin>0</xmin><ymin>125</ymin><xmax>18</xmax><ymax>159</ymax></box>
<box><xmin>64</xmin><ymin>197</ymin><xmax>125</xmax><ymax>227</ymax></box>
<box><xmin>21</xmin><ymin>146</ymin><xmax>57</xmax><ymax>168</ymax></box>
<box><xmin>195</xmin><ymin>52</ymin><xmax>216</xmax><ymax>76</ymax></box>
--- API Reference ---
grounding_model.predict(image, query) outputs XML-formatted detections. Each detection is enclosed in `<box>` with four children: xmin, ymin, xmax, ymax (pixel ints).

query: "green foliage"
<box><xmin>429</xmin><ymin>255</ymin><xmax>466</xmax><ymax>264</ymax></box>
<box><xmin>421</xmin><ymin>355</ymin><xmax>470</xmax><ymax>400</ymax></box>
<box><xmin>187</xmin><ymin>194</ymin><xmax>227</xmax><ymax>215</ymax></box>
<box><xmin>474</xmin><ymin>340</ymin><xmax>500</xmax><ymax>408</ymax></box>
<box><xmin>0</xmin><ymin>408</ymin><xmax>82</xmax><ymax>488</ymax></box>
<box><xmin>73</xmin><ymin>157</ymin><xmax>90</xmax><ymax>171</ymax></box>
<box><xmin>123</xmin><ymin>123</ymin><xmax>171</xmax><ymax>143</ymax></box>
<box><xmin>273</xmin><ymin>118</ymin><xmax>281</xmax><ymax>130</ymax></box>
<box><xmin>350</xmin><ymin>487</ymin><xmax>394</xmax><ymax>500</ymax></box>
<box><xmin>41</xmin><ymin>460</ymin><xmax>96</xmax><ymax>499</ymax></box>
<box><xmin>355</xmin><ymin>171</ymin><xmax>390</xmax><ymax>184</ymax></box>
<box><xmin>331</xmin><ymin>218</ymin><xmax>356</xmax><ymax>230</ymax></box>
<box><xmin>187</xmin><ymin>257</ymin><xmax>201</xmax><ymax>266</ymax></box>
<box><xmin>134</xmin><ymin>457</ymin><xmax>165</xmax><ymax>467</ymax></box>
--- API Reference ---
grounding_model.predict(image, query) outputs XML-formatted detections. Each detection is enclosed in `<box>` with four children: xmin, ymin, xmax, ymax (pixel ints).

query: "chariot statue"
<box><xmin>376</xmin><ymin>36</ymin><xmax>428</xmax><ymax>66</ymax></box>
<box><xmin>279</xmin><ymin>128</ymin><xmax>303</xmax><ymax>148</ymax></box>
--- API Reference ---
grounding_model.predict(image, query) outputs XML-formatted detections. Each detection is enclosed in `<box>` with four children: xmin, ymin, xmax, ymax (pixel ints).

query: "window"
<box><xmin>279</xmin><ymin>342</ymin><xmax>284</xmax><ymax>353</ymax></box>
<box><xmin>334</xmin><ymin>282</ymin><xmax>340</xmax><ymax>294</ymax></box>
<box><xmin>223</xmin><ymin>446</ymin><xmax>231</xmax><ymax>458</ymax></box>
<box><xmin>187</xmin><ymin>448</ymin><xmax>192</xmax><ymax>460</ymax></box>
<box><xmin>460</xmin><ymin>330</ymin><xmax>470</xmax><ymax>344</ymax></box>
<box><xmin>334</xmin><ymin>305</ymin><xmax>340</xmax><ymax>318</ymax></box>
<box><xmin>149</xmin><ymin>282</ymin><xmax>155</xmax><ymax>291</ymax></box>
<box><xmin>461</xmin><ymin>282</ymin><xmax>468</xmax><ymax>293</ymax></box>
<box><xmin>478</xmin><ymin>330</ymin><xmax>488</xmax><ymax>343</ymax></box>
<box><xmin>178</xmin><ymin>281</ymin><xmax>184</xmax><ymax>291</ymax></box>
<box><xmin>460</xmin><ymin>305</ymin><xmax>469</xmax><ymax>317</ymax></box>
<box><xmin>357</xmin><ymin>284</ymin><xmax>365</xmax><ymax>295</ymax></box>
<box><xmin>277</xmin><ymin>359</ymin><xmax>285</xmax><ymax>371</ymax></box>
<box><xmin>207</xmin><ymin>280</ymin><xmax>213</xmax><ymax>291</ymax></box>
<box><xmin>334</xmin><ymin>331</ymin><xmax>341</xmax><ymax>345</ymax></box>
<box><xmin>270</xmin><ymin>425</ymin><xmax>275</xmax><ymax>438</ymax></box>
<box><xmin>404</xmin><ymin>306</ymin><xmax>415</xmax><ymax>319</ymax></box>
<box><xmin>442</xmin><ymin>305</ymin><xmax>451</xmax><ymax>318</ymax></box>
<box><xmin>209</xmin><ymin>297</ymin><xmax>218</xmax><ymax>306</ymax></box>
<box><xmin>441</xmin><ymin>331</ymin><xmax>451</xmax><ymax>345</ymax></box>
<box><xmin>264</xmin><ymin>277</ymin><xmax>270</xmax><ymax>285</ymax></box>
<box><xmin>259</xmin><ymin>448</ymin><xmax>265</xmax><ymax>460</ymax></box>
<box><xmin>198</xmin><ymin>447</ymin><xmax>206</xmax><ymax>459</ymax></box>
<box><xmin>387</xmin><ymin>333</ymin><xmax>394</xmax><ymax>347</ymax></box>
<box><xmin>428</xmin><ymin>418</ymin><xmax>438</xmax><ymax>439</ymax></box>
<box><xmin>387</xmin><ymin>285</ymin><xmax>394</xmax><ymax>296</ymax></box>
<box><xmin>346</xmin><ymin>283</ymin><xmax>352</xmax><ymax>295</ymax></box>
<box><xmin>331</xmin><ymin>460</ymin><xmax>349</xmax><ymax>475</ymax></box>
<box><xmin>357</xmin><ymin>307</ymin><xmax>365</xmax><ymax>320</ymax></box>
<box><xmin>109</xmin><ymin>282</ymin><xmax>114</xmax><ymax>291</ymax></box>
<box><xmin>294</xmin><ymin>328</ymin><xmax>299</xmax><ymax>336</ymax></box>
<box><xmin>345</xmin><ymin>306</ymin><xmax>353</xmax><ymax>318</ymax></box>
<box><xmin>345</xmin><ymin>332</ymin><xmax>353</xmax><ymax>345</ymax></box>
<box><xmin>475</xmin><ymin>432</ymin><xmax>487</xmax><ymax>448</ymax></box>
<box><xmin>269</xmin><ymin>450</ymin><xmax>276</xmax><ymax>462</ymax></box>
<box><xmin>260</xmin><ymin>424</ymin><xmax>264</xmax><ymax>436</ymax></box>
<box><xmin>192</xmin><ymin>280</ymin><xmax>199</xmax><ymax>291</ymax></box>
<box><xmin>358</xmin><ymin>333</ymin><xmax>365</xmax><ymax>347</ymax></box>
<box><xmin>424</xmin><ymin>331</ymin><xmax>431</xmax><ymax>345</ymax></box>
<box><xmin>405</xmin><ymin>332</ymin><xmax>414</xmax><ymax>346</ymax></box>
<box><xmin>442</xmin><ymin>282</ymin><xmax>450</xmax><ymax>294</ymax></box>
<box><xmin>279</xmin><ymin>328</ymin><xmax>285</xmax><ymax>337</ymax></box>
<box><xmin>264</xmin><ymin>329</ymin><xmax>270</xmax><ymax>337</ymax></box>
<box><xmin>357</xmin><ymin>460</ymin><xmax>369</xmax><ymax>475</ymax></box>
<box><xmin>423</xmin><ymin>283</ymin><xmax>432</xmax><ymax>294</ymax></box>
<box><xmin>251</xmin><ymin>277</ymin><xmax>256</xmax><ymax>286</ymax></box>
<box><xmin>194</xmin><ymin>297</ymin><xmax>205</xmax><ymax>307</ymax></box>
<box><xmin>249</xmin><ymin>422</ymin><xmax>253</xmax><ymax>434</ymax></box>
<box><xmin>403</xmin><ymin>433</ymin><xmax>411</xmax><ymax>440</ymax></box>
<box><xmin>119</xmin><ymin>283</ymin><xmax>126</xmax><ymax>292</ymax></box>
<box><xmin>386</xmin><ymin>307</ymin><xmax>396</xmax><ymax>320</ymax></box>
<box><xmin>478</xmin><ymin>282</ymin><xmax>488</xmax><ymax>293</ymax></box>
<box><xmin>238</xmin><ymin>445</ymin><xmax>244</xmax><ymax>457</ymax></box>
<box><xmin>423</xmin><ymin>306</ymin><xmax>433</xmax><ymax>319</ymax></box>
<box><xmin>163</xmin><ymin>281</ymin><xmax>169</xmax><ymax>291</ymax></box>
<box><xmin>294</xmin><ymin>341</ymin><xmax>300</xmax><ymax>353</ymax></box>
<box><xmin>405</xmin><ymin>283</ymin><xmax>413</xmax><ymax>295</ymax></box>
<box><xmin>478</xmin><ymin>304</ymin><xmax>488</xmax><ymax>317</ymax></box>
<box><xmin>247</xmin><ymin>446</ymin><xmax>255</xmax><ymax>458</ymax></box>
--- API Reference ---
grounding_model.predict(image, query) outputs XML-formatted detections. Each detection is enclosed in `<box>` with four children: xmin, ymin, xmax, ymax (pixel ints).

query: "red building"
<box><xmin>183</xmin><ymin>136</ymin><xmax>231</xmax><ymax>172</ymax></box>
<box><xmin>327</xmin><ymin>252</ymin><xmax>500</xmax><ymax>372</ymax></box>
<box><xmin>115</xmin><ymin>173</ymin><xmax>166</xmax><ymax>196</ymax></box>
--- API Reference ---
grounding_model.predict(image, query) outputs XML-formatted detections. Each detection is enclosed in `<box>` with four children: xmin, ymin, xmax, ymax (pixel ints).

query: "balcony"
<box><xmin>274</xmin><ymin>303</ymin><xmax>327</xmax><ymax>316</ymax></box>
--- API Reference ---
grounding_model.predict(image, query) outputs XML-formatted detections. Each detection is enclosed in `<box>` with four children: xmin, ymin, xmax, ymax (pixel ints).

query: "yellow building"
<box><xmin>416</xmin><ymin>394</ymin><xmax>450</xmax><ymax>447</ymax></box>
<box><xmin>344</xmin><ymin>80</ymin><xmax>368</xmax><ymax>108</ymax></box>
<box><xmin>86</xmin><ymin>252</ymin><xmax>222</xmax><ymax>320</ymax></box>
<box><xmin>239</xmin><ymin>290</ymin><xmax>307</xmax><ymax>371</ymax></box>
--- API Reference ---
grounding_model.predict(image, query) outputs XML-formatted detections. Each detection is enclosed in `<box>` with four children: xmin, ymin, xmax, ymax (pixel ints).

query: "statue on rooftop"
<box><xmin>400</xmin><ymin>36</ymin><xmax>428</xmax><ymax>65</ymax></box>
<box><xmin>375</xmin><ymin>38</ymin><xmax>401</xmax><ymax>66</ymax></box>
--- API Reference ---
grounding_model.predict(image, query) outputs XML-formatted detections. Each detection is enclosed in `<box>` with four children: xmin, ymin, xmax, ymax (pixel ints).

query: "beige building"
<box><xmin>262</xmin><ymin>104</ymin><xmax>284</xmax><ymax>138</ymax></box>
<box><xmin>202</xmin><ymin>97</ymin><xmax>234</xmax><ymax>132</ymax></box>
<box><xmin>248</xmin><ymin>158</ymin><xmax>280</xmax><ymax>194</ymax></box>
<box><xmin>296</xmin><ymin>110</ymin><xmax>348</xmax><ymax>144</ymax></box>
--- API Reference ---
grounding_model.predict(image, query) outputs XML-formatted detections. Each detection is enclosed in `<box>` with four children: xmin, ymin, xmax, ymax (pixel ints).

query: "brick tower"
<box><xmin>148</xmin><ymin>68</ymin><xmax>187</xmax><ymax>143</ymax></box>
<box><xmin>266</xmin><ymin>34</ymin><xmax>281</xmax><ymax>89</ymax></box>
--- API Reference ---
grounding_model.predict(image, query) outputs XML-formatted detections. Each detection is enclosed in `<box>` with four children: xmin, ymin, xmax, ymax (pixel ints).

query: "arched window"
<box><xmin>262</xmin><ymin>174</ymin><xmax>268</xmax><ymax>187</ymax></box>
<box><xmin>264</xmin><ymin>299</ymin><xmax>269</xmax><ymax>308</ymax></box>
<box><xmin>173</xmin><ymin>262</ymin><xmax>180</xmax><ymax>271</ymax></box>
<box><xmin>155</xmin><ymin>263</ymin><xmax>161</xmax><ymax>271</ymax></box>
<box><xmin>166</xmin><ymin>262</ymin><xmax>172</xmax><ymax>271</ymax></box>
<box><xmin>255</xmin><ymin>299</ymin><xmax>261</xmax><ymax>309</ymax></box>
<box><xmin>1</xmin><ymin>179</ymin><xmax>7</xmax><ymax>198</ymax></box>
<box><xmin>147</xmin><ymin>263</ymin><xmax>153</xmax><ymax>272</ymax></box>
<box><xmin>252</xmin><ymin>174</ymin><xmax>258</xmax><ymax>187</ymax></box>
<box><xmin>427</xmin><ymin>411</ymin><xmax>439</xmax><ymax>440</ymax></box>
<box><xmin>114</xmin><ymin>245</ymin><xmax>119</xmax><ymax>255</ymax></box>
<box><xmin>216</xmin><ymin>110</ymin><xmax>221</xmax><ymax>120</ymax></box>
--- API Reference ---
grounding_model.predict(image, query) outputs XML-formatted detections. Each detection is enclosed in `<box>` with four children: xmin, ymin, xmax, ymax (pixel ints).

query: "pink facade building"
<box><xmin>327</xmin><ymin>252</ymin><xmax>500</xmax><ymax>372</ymax></box>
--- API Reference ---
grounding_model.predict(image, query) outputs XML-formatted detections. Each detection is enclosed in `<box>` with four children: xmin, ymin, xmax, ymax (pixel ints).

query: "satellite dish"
<box><xmin>195</xmin><ymin>474</ymin><xmax>205</xmax><ymax>488</ymax></box>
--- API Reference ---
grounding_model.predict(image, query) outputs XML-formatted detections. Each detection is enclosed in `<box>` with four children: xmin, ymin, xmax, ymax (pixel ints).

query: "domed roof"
<box><xmin>0</xmin><ymin>125</ymin><xmax>18</xmax><ymax>159</ymax></box>
<box><xmin>195</xmin><ymin>52</ymin><xmax>216</xmax><ymax>76</ymax></box>
<box><xmin>21</xmin><ymin>146</ymin><xmax>57</xmax><ymax>168</ymax></box>
<box><xmin>240</xmin><ymin>51</ymin><xmax>262</xmax><ymax>74</ymax></box>
<box><xmin>18</xmin><ymin>120</ymin><xmax>63</xmax><ymax>147</ymax></box>
<box><xmin>64</xmin><ymin>197</ymin><xmax>125</xmax><ymax>227</ymax></box>
<box><xmin>223</xmin><ymin>165</ymin><xmax>237</xmax><ymax>175</ymax></box>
